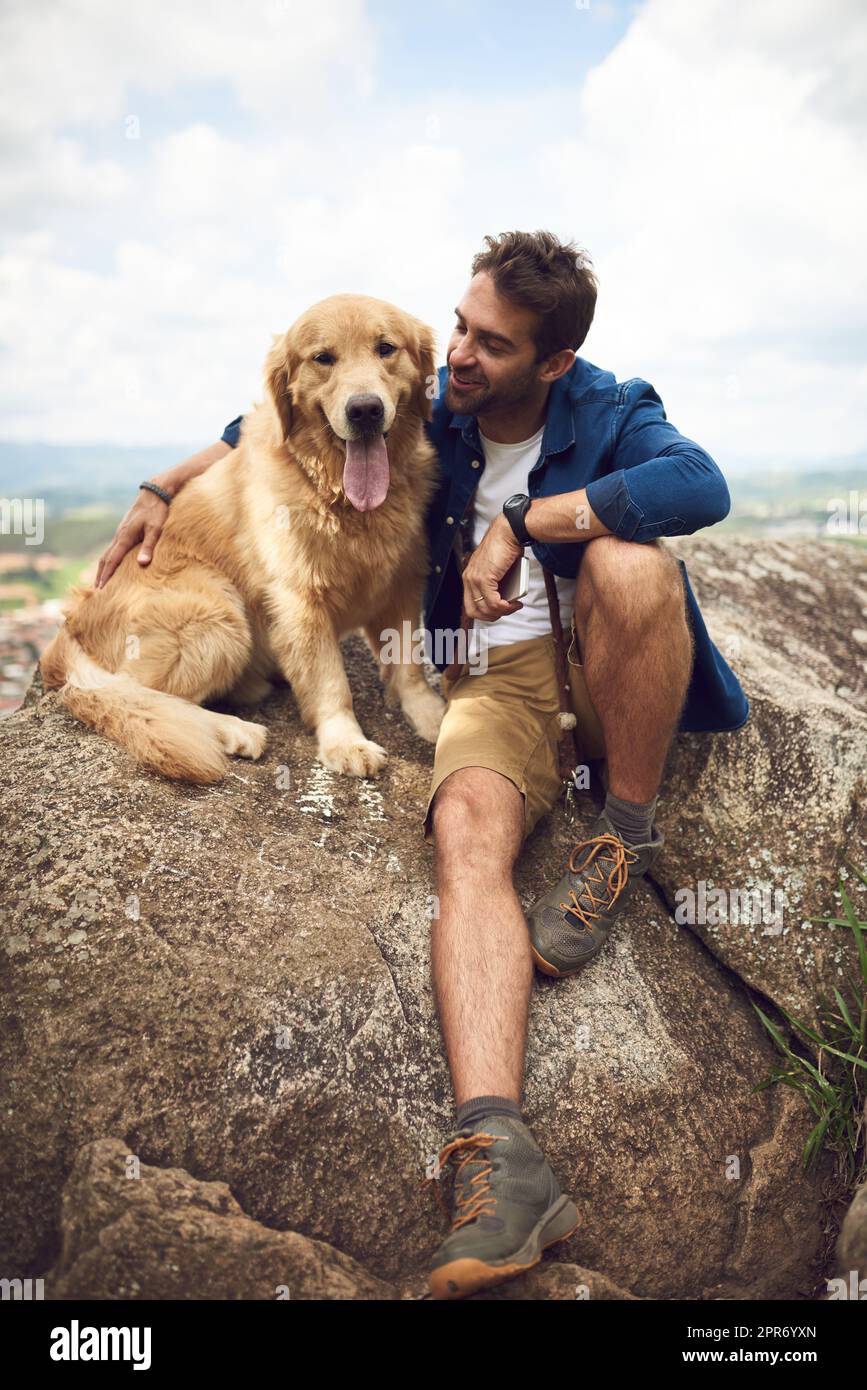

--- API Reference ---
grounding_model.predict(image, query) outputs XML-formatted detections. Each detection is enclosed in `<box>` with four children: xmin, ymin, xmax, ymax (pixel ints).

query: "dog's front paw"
<box><xmin>317</xmin><ymin>736</ymin><xmax>388</xmax><ymax>778</ymax></box>
<box><xmin>402</xmin><ymin>687</ymin><xmax>446</xmax><ymax>744</ymax></box>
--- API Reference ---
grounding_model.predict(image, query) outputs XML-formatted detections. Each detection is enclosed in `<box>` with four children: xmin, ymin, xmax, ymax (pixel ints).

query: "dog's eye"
<box><xmin>376</xmin><ymin>342</ymin><xmax>397</xmax><ymax>357</ymax></box>
<box><xmin>313</xmin><ymin>352</ymin><xmax>334</xmax><ymax>366</ymax></box>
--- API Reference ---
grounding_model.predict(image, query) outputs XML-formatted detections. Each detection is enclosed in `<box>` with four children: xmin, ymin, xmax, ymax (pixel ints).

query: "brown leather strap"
<box><xmin>443</xmin><ymin>540</ymin><xmax>580</xmax><ymax>788</ymax></box>
<box><xmin>442</xmin><ymin>603</ymin><xmax>472</xmax><ymax>685</ymax></box>
<box><xmin>442</xmin><ymin>492</ymin><xmax>476</xmax><ymax>686</ymax></box>
<box><xmin>542</xmin><ymin>565</ymin><xmax>581</xmax><ymax>781</ymax></box>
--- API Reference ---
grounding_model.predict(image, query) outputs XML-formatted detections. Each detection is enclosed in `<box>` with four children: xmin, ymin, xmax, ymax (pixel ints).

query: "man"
<box><xmin>96</xmin><ymin>231</ymin><xmax>749</xmax><ymax>1299</ymax></box>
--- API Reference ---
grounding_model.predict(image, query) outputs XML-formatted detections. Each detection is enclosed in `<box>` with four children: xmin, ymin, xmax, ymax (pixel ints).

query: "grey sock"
<box><xmin>455</xmin><ymin>1094</ymin><xmax>523</xmax><ymax>1131</ymax></box>
<box><xmin>605</xmin><ymin>790</ymin><xmax>658</xmax><ymax>846</ymax></box>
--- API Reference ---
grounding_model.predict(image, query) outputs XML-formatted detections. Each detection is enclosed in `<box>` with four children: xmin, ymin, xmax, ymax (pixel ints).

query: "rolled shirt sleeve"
<box><xmin>221</xmin><ymin>415</ymin><xmax>244</xmax><ymax>449</ymax></box>
<box><xmin>584</xmin><ymin>379</ymin><xmax>731</xmax><ymax>542</ymax></box>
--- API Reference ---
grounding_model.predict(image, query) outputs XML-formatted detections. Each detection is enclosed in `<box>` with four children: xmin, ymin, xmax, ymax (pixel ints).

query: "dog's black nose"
<box><xmin>346</xmin><ymin>394</ymin><xmax>385</xmax><ymax>430</ymax></box>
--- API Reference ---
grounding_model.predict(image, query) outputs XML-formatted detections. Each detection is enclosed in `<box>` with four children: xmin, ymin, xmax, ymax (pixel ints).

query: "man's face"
<box><xmin>444</xmin><ymin>272</ymin><xmax>545</xmax><ymax>416</ymax></box>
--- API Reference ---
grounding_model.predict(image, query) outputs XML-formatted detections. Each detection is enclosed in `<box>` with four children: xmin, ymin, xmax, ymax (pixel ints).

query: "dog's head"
<box><xmin>264</xmin><ymin>293</ymin><xmax>436</xmax><ymax>511</ymax></box>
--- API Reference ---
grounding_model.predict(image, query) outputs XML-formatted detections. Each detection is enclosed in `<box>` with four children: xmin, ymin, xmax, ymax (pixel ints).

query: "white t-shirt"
<box><xmin>469</xmin><ymin>425</ymin><xmax>577</xmax><ymax>651</ymax></box>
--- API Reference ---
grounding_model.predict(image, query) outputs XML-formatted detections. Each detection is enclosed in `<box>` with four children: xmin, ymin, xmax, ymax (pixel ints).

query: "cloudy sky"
<box><xmin>1</xmin><ymin>0</ymin><xmax>865</xmax><ymax>471</ymax></box>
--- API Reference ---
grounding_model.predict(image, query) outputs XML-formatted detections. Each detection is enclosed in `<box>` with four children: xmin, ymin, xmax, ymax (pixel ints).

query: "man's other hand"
<box><xmin>462</xmin><ymin>514</ymin><xmax>525</xmax><ymax>622</ymax></box>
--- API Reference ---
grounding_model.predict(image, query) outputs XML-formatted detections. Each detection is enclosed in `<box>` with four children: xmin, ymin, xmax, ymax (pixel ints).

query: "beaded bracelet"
<box><xmin>139</xmin><ymin>481</ymin><xmax>173</xmax><ymax>505</ymax></box>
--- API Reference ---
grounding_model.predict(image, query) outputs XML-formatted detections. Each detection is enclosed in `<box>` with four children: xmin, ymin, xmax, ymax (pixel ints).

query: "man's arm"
<box><xmin>523</xmin><ymin>379</ymin><xmax>729</xmax><ymax>546</ymax></box>
<box><xmin>461</xmin><ymin>378</ymin><xmax>726</xmax><ymax>620</ymax></box>
<box><xmin>95</xmin><ymin>438</ymin><xmax>233</xmax><ymax>589</ymax></box>
<box><xmin>582</xmin><ymin>378</ymin><xmax>730</xmax><ymax>542</ymax></box>
<box><xmin>517</xmin><ymin>489</ymin><xmax>610</xmax><ymax>545</ymax></box>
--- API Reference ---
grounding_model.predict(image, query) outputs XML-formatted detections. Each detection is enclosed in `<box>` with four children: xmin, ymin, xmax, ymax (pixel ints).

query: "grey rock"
<box><xmin>1</xmin><ymin>538</ymin><xmax>863</xmax><ymax>1299</ymax></box>
<box><xmin>46</xmin><ymin>1138</ymin><xmax>397</xmax><ymax>1300</ymax></box>
<box><xmin>655</xmin><ymin>536</ymin><xmax>867</xmax><ymax>1023</ymax></box>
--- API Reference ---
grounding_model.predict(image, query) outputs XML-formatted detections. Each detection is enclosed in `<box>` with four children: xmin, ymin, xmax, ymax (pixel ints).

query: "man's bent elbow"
<box><xmin>707</xmin><ymin>461</ymin><xmax>731</xmax><ymax>526</ymax></box>
<box><xmin>685</xmin><ymin>450</ymin><xmax>731</xmax><ymax>531</ymax></box>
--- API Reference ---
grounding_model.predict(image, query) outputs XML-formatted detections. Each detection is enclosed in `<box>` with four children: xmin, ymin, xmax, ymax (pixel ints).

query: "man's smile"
<box><xmin>449</xmin><ymin>368</ymin><xmax>486</xmax><ymax>393</ymax></box>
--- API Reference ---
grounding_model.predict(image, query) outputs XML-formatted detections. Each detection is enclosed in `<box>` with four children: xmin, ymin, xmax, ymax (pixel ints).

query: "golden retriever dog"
<box><xmin>40</xmin><ymin>294</ymin><xmax>446</xmax><ymax>783</ymax></box>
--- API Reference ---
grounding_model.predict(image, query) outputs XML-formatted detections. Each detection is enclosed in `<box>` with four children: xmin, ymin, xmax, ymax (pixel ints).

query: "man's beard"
<box><xmin>444</xmin><ymin>359</ymin><xmax>540</xmax><ymax>417</ymax></box>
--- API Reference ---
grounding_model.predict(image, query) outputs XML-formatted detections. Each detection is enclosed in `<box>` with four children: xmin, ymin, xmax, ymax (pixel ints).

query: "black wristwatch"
<box><xmin>503</xmin><ymin>492</ymin><xmax>533</xmax><ymax>545</ymax></box>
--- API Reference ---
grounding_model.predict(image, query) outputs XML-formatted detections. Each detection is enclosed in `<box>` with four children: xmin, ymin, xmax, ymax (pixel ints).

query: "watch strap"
<box><xmin>503</xmin><ymin>493</ymin><xmax>532</xmax><ymax>545</ymax></box>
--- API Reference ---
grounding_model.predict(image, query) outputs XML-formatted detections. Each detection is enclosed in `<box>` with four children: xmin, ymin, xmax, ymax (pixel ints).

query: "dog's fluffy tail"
<box><xmin>45</xmin><ymin>629</ymin><xmax>228</xmax><ymax>784</ymax></box>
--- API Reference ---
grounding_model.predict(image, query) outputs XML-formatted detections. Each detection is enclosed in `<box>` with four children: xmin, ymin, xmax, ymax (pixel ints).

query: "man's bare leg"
<box><xmin>426</xmin><ymin>766</ymin><xmax>581</xmax><ymax>1301</ymax></box>
<box><xmin>574</xmin><ymin>536</ymin><xmax>693</xmax><ymax>803</ymax></box>
<box><xmin>525</xmin><ymin>536</ymin><xmax>693</xmax><ymax>979</ymax></box>
<box><xmin>429</xmin><ymin>767</ymin><xmax>529</xmax><ymax>1105</ymax></box>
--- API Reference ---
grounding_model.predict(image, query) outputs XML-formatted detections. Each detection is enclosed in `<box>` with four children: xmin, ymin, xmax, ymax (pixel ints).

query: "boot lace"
<box><xmin>559</xmin><ymin>832</ymin><xmax>638</xmax><ymax>932</ymax></box>
<box><xmin>425</xmin><ymin>1132</ymin><xmax>503</xmax><ymax>1230</ymax></box>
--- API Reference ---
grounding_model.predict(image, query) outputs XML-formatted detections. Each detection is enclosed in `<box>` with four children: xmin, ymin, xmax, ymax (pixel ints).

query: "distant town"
<box><xmin>0</xmin><ymin>600</ymin><xmax>65</xmax><ymax>713</ymax></box>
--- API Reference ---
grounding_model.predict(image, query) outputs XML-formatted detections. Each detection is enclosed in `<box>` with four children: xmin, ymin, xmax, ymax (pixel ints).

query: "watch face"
<box><xmin>505</xmin><ymin>493</ymin><xmax>526</xmax><ymax>508</ymax></box>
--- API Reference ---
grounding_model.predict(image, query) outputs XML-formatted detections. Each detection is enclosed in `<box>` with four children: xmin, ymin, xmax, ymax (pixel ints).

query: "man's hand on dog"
<box><xmin>462</xmin><ymin>514</ymin><xmax>525</xmax><ymax>622</ymax></box>
<box><xmin>95</xmin><ymin>441</ymin><xmax>234</xmax><ymax>589</ymax></box>
<box><xmin>95</xmin><ymin>486</ymin><xmax>169</xmax><ymax>589</ymax></box>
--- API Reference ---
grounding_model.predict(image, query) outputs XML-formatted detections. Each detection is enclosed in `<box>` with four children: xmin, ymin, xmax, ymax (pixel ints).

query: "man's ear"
<box><xmin>540</xmin><ymin>347</ymin><xmax>576</xmax><ymax>385</ymax></box>
<box><xmin>409</xmin><ymin>318</ymin><xmax>437</xmax><ymax>422</ymax></box>
<box><xmin>265</xmin><ymin>334</ymin><xmax>296</xmax><ymax>442</ymax></box>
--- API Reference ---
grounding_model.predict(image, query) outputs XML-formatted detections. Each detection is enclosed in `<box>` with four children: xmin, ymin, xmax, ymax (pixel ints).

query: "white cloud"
<box><xmin>538</xmin><ymin>0</ymin><xmax>867</xmax><ymax>464</ymax></box>
<box><xmin>0</xmin><ymin>0</ymin><xmax>865</xmax><ymax>466</ymax></box>
<box><xmin>0</xmin><ymin>0</ymin><xmax>375</xmax><ymax>137</ymax></box>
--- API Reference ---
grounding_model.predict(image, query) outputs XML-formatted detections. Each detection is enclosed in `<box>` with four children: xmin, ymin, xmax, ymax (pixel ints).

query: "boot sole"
<box><xmin>530</xmin><ymin>943</ymin><xmax>582</xmax><ymax>978</ymax></box>
<box><xmin>428</xmin><ymin>1194</ymin><xmax>580</xmax><ymax>1300</ymax></box>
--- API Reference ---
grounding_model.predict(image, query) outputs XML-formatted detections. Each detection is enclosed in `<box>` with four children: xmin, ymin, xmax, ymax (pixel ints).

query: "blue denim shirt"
<box><xmin>221</xmin><ymin>356</ymin><xmax>749</xmax><ymax>735</ymax></box>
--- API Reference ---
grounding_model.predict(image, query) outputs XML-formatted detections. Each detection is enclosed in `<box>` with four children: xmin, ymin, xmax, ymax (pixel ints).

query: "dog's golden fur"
<box><xmin>41</xmin><ymin>293</ymin><xmax>445</xmax><ymax>782</ymax></box>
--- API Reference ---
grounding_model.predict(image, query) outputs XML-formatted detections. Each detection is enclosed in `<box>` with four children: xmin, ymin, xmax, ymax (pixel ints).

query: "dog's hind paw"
<box><xmin>214</xmin><ymin>714</ymin><xmax>268</xmax><ymax>760</ymax></box>
<box><xmin>403</xmin><ymin>689</ymin><xmax>446</xmax><ymax>743</ymax></box>
<box><xmin>317</xmin><ymin>736</ymin><xmax>388</xmax><ymax>778</ymax></box>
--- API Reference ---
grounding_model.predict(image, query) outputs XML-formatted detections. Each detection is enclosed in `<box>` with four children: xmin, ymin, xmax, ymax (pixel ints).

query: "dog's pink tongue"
<box><xmin>343</xmin><ymin>435</ymin><xmax>389</xmax><ymax>511</ymax></box>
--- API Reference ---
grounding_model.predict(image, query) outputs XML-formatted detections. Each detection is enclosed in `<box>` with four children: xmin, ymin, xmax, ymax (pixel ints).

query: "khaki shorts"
<box><xmin>423</xmin><ymin>628</ymin><xmax>606</xmax><ymax>844</ymax></box>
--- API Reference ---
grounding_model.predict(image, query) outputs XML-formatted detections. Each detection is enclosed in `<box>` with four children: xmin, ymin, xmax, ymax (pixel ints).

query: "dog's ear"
<box><xmin>408</xmin><ymin>318</ymin><xmax>437</xmax><ymax>422</ymax></box>
<box><xmin>265</xmin><ymin>334</ymin><xmax>296</xmax><ymax>442</ymax></box>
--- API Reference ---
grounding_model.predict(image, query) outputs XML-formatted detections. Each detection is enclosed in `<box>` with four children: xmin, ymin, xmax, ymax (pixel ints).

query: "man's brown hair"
<box><xmin>470</xmin><ymin>230</ymin><xmax>597</xmax><ymax>361</ymax></box>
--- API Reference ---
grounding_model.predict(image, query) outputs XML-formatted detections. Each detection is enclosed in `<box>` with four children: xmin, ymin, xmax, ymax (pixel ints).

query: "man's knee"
<box><xmin>577</xmin><ymin>536</ymin><xmax>684</xmax><ymax>628</ymax></box>
<box><xmin>431</xmin><ymin>768</ymin><xmax>524</xmax><ymax>869</ymax></box>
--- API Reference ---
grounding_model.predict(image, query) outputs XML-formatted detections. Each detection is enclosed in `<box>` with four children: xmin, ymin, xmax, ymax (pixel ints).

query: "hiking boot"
<box><xmin>527</xmin><ymin>811</ymin><xmax>663</xmax><ymax>977</ymax></box>
<box><xmin>426</xmin><ymin>1113</ymin><xmax>579</xmax><ymax>1300</ymax></box>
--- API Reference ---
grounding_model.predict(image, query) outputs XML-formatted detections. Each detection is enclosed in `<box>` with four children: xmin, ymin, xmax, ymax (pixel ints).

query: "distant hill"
<box><xmin>0</xmin><ymin>442</ymin><xmax>200</xmax><ymax>504</ymax></box>
<box><xmin>727</xmin><ymin>465</ymin><xmax>866</xmax><ymax>499</ymax></box>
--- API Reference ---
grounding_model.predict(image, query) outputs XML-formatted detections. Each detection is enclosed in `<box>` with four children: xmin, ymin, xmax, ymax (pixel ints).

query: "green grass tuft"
<box><xmin>753</xmin><ymin>862</ymin><xmax>867</xmax><ymax>1188</ymax></box>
